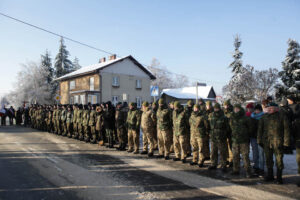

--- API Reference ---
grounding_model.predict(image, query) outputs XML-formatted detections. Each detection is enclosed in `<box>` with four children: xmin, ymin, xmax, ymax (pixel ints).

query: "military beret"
<box><xmin>142</xmin><ymin>101</ymin><xmax>149</xmax><ymax>107</ymax></box>
<box><xmin>213</xmin><ymin>103</ymin><xmax>221</xmax><ymax>109</ymax></box>
<box><xmin>158</xmin><ymin>99</ymin><xmax>164</xmax><ymax>105</ymax></box>
<box><xmin>174</xmin><ymin>101</ymin><xmax>181</xmax><ymax>108</ymax></box>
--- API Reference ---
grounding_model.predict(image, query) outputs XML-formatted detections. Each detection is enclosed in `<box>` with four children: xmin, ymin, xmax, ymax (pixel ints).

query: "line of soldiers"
<box><xmin>28</xmin><ymin>96</ymin><xmax>300</xmax><ymax>186</ymax></box>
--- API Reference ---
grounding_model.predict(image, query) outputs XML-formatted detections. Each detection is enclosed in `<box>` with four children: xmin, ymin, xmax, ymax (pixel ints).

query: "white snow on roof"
<box><xmin>161</xmin><ymin>86</ymin><xmax>215</xmax><ymax>100</ymax></box>
<box><xmin>55</xmin><ymin>56</ymin><xmax>130</xmax><ymax>80</ymax></box>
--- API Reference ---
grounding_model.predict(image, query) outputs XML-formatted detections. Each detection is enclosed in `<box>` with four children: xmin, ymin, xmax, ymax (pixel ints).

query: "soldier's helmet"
<box><xmin>193</xmin><ymin>104</ymin><xmax>200</xmax><ymax>110</ymax></box>
<box><xmin>142</xmin><ymin>101</ymin><xmax>149</xmax><ymax>107</ymax></box>
<box><xmin>158</xmin><ymin>98</ymin><xmax>164</xmax><ymax>105</ymax></box>
<box><xmin>174</xmin><ymin>101</ymin><xmax>181</xmax><ymax>109</ymax></box>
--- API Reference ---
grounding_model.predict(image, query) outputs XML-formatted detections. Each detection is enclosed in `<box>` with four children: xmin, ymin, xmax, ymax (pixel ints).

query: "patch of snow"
<box><xmin>161</xmin><ymin>86</ymin><xmax>215</xmax><ymax>100</ymax></box>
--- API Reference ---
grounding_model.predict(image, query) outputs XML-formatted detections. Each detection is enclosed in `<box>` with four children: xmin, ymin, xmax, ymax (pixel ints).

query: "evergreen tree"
<box><xmin>41</xmin><ymin>50</ymin><xmax>53</xmax><ymax>84</ymax></box>
<box><xmin>54</xmin><ymin>37</ymin><xmax>73</xmax><ymax>78</ymax></box>
<box><xmin>276</xmin><ymin>39</ymin><xmax>300</xmax><ymax>100</ymax></box>
<box><xmin>72</xmin><ymin>57</ymin><xmax>82</xmax><ymax>71</ymax></box>
<box><xmin>229</xmin><ymin>35</ymin><xmax>243</xmax><ymax>76</ymax></box>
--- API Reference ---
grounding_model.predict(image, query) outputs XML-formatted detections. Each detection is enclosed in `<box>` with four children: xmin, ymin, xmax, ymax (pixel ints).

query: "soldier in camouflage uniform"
<box><xmin>72</xmin><ymin>104</ymin><xmax>78</xmax><ymax>138</ymax></box>
<box><xmin>52</xmin><ymin>105</ymin><xmax>57</xmax><ymax>134</ymax></box>
<box><xmin>56</xmin><ymin>105</ymin><xmax>62</xmax><ymax>135</ymax></box>
<box><xmin>96</xmin><ymin>105</ymin><xmax>105</xmax><ymax>146</ymax></box>
<box><xmin>229</xmin><ymin>104</ymin><xmax>252</xmax><ymax>178</ymax></box>
<box><xmin>156</xmin><ymin>99</ymin><xmax>173</xmax><ymax>159</ymax></box>
<box><xmin>223</xmin><ymin>100</ymin><xmax>234</xmax><ymax>167</ymax></box>
<box><xmin>189</xmin><ymin>104</ymin><xmax>208</xmax><ymax>167</ymax></box>
<box><xmin>61</xmin><ymin>105</ymin><xmax>67</xmax><ymax>136</ymax></box>
<box><xmin>208</xmin><ymin>103</ymin><xmax>229</xmax><ymax>171</ymax></box>
<box><xmin>115</xmin><ymin>102</ymin><xmax>127</xmax><ymax>151</ymax></box>
<box><xmin>104</xmin><ymin>102</ymin><xmax>115</xmax><ymax>148</ymax></box>
<box><xmin>66</xmin><ymin>106</ymin><xmax>73</xmax><ymax>138</ymax></box>
<box><xmin>185</xmin><ymin>100</ymin><xmax>194</xmax><ymax>157</ymax></box>
<box><xmin>127</xmin><ymin>102</ymin><xmax>141</xmax><ymax>154</ymax></box>
<box><xmin>76</xmin><ymin>104</ymin><xmax>84</xmax><ymax>140</ymax></box>
<box><xmin>257</xmin><ymin>103</ymin><xmax>290</xmax><ymax>184</ymax></box>
<box><xmin>203</xmin><ymin>101</ymin><xmax>214</xmax><ymax>161</ymax></box>
<box><xmin>82</xmin><ymin>105</ymin><xmax>90</xmax><ymax>142</ymax></box>
<box><xmin>151</xmin><ymin>102</ymin><xmax>158</xmax><ymax>150</ymax></box>
<box><xmin>172</xmin><ymin>101</ymin><xmax>188</xmax><ymax>163</ymax></box>
<box><xmin>89</xmin><ymin>105</ymin><xmax>97</xmax><ymax>143</ymax></box>
<box><xmin>46</xmin><ymin>107</ymin><xmax>53</xmax><ymax>133</ymax></box>
<box><xmin>141</xmin><ymin>101</ymin><xmax>156</xmax><ymax>157</ymax></box>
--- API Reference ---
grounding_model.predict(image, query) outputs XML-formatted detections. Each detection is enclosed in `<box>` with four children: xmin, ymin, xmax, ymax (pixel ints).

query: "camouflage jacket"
<box><xmin>173</xmin><ymin>107</ymin><xmax>188</xmax><ymax>136</ymax></box>
<box><xmin>208</xmin><ymin>110</ymin><xmax>229</xmax><ymax>142</ymax></box>
<box><xmin>115</xmin><ymin>108</ymin><xmax>127</xmax><ymax>129</ymax></box>
<box><xmin>76</xmin><ymin>109</ymin><xmax>83</xmax><ymax>124</ymax></box>
<box><xmin>61</xmin><ymin>109</ymin><xmax>67</xmax><ymax>123</ymax></box>
<box><xmin>82</xmin><ymin>110</ymin><xmax>90</xmax><ymax>126</ymax></box>
<box><xmin>88</xmin><ymin>110</ymin><xmax>96</xmax><ymax>126</ymax></box>
<box><xmin>73</xmin><ymin>109</ymin><xmax>78</xmax><ymax>124</ymax></box>
<box><xmin>127</xmin><ymin>108</ymin><xmax>141</xmax><ymax>131</ymax></box>
<box><xmin>189</xmin><ymin>110</ymin><xmax>208</xmax><ymax>138</ymax></box>
<box><xmin>96</xmin><ymin>111</ymin><xmax>105</xmax><ymax>131</ymax></box>
<box><xmin>52</xmin><ymin>109</ymin><xmax>56</xmax><ymax>123</ymax></box>
<box><xmin>56</xmin><ymin>109</ymin><xmax>61</xmax><ymax>121</ymax></box>
<box><xmin>141</xmin><ymin>108</ymin><xmax>156</xmax><ymax>132</ymax></box>
<box><xmin>157</xmin><ymin>106</ymin><xmax>172</xmax><ymax>131</ymax></box>
<box><xmin>66</xmin><ymin>111</ymin><xmax>73</xmax><ymax>124</ymax></box>
<box><xmin>257</xmin><ymin>111</ymin><xmax>290</xmax><ymax>148</ymax></box>
<box><xmin>229</xmin><ymin>109</ymin><xmax>250</xmax><ymax>144</ymax></box>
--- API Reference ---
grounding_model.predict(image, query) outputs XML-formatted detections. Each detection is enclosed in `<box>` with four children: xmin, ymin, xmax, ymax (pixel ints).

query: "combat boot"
<box><xmin>148</xmin><ymin>152</ymin><xmax>154</xmax><ymax>157</ymax></box>
<box><xmin>173</xmin><ymin>158</ymin><xmax>180</xmax><ymax>161</ymax></box>
<box><xmin>264</xmin><ymin>168</ymin><xmax>274</xmax><ymax>182</ymax></box>
<box><xmin>140</xmin><ymin>151</ymin><xmax>148</xmax><ymax>155</ymax></box>
<box><xmin>164</xmin><ymin>156</ymin><xmax>170</xmax><ymax>160</ymax></box>
<box><xmin>275</xmin><ymin>169</ymin><xmax>283</xmax><ymax>184</ymax></box>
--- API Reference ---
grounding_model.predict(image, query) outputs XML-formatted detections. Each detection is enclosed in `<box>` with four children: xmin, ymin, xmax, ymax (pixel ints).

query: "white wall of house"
<box><xmin>100</xmin><ymin>58</ymin><xmax>152</xmax><ymax>106</ymax></box>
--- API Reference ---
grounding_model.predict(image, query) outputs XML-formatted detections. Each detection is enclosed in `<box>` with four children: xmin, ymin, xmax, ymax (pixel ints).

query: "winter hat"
<box><xmin>152</xmin><ymin>102</ymin><xmax>157</xmax><ymax>106</ymax></box>
<box><xmin>142</xmin><ymin>101</ymin><xmax>149</xmax><ymax>107</ymax></box>
<box><xmin>223</xmin><ymin>99</ymin><xmax>231</xmax><ymax>106</ymax></box>
<box><xmin>234</xmin><ymin>104</ymin><xmax>242</xmax><ymax>109</ymax></box>
<box><xmin>187</xmin><ymin>100</ymin><xmax>194</xmax><ymax>107</ymax></box>
<box><xmin>206</xmin><ymin>101</ymin><xmax>212</xmax><ymax>106</ymax></box>
<box><xmin>129</xmin><ymin>102</ymin><xmax>135</xmax><ymax>107</ymax></box>
<box><xmin>193</xmin><ymin>104</ymin><xmax>200</xmax><ymax>110</ymax></box>
<box><xmin>246</xmin><ymin>103</ymin><xmax>254</xmax><ymax>109</ymax></box>
<box><xmin>213</xmin><ymin>103</ymin><xmax>221</xmax><ymax>109</ymax></box>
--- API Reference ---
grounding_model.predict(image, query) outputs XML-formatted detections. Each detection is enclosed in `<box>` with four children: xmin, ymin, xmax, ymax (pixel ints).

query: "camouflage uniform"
<box><xmin>52</xmin><ymin>107</ymin><xmax>57</xmax><ymax>134</ymax></box>
<box><xmin>208</xmin><ymin>103</ymin><xmax>229</xmax><ymax>169</ymax></box>
<box><xmin>76</xmin><ymin>106</ymin><xmax>83</xmax><ymax>140</ymax></box>
<box><xmin>56</xmin><ymin>107</ymin><xmax>62</xmax><ymax>135</ymax></box>
<box><xmin>141</xmin><ymin>102</ymin><xmax>156</xmax><ymax>155</ymax></box>
<box><xmin>61</xmin><ymin>107</ymin><xmax>67</xmax><ymax>136</ymax></box>
<box><xmin>115</xmin><ymin>104</ymin><xmax>127</xmax><ymax>150</ymax></box>
<box><xmin>223</xmin><ymin>100</ymin><xmax>234</xmax><ymax>165</ymax></box>
<box><xmin>72</xmin><ymin>106</ymin><xmax>78</xmax><ymax>138</ymax></box>
<box><xmin>46</xmin><ymin>109</ymin><xmax>53</xmax><ymax>132</ymax></box>
<box><xmin>96</xmin><ymin>106</ymin><xmax>105</xmax><ymax>145</ymax></box>
<box><xmin>151</xmin><ymin>102</ymin><xmax>158</xmax><ymax>150</ymax></box>
<box><xmin>189</xmin><ymin>104</ymin><xmax>208</xmax><ymax>165</ymax></box>
<box><xmin>157</xmin><ymin>99</ymin><xmax>173</xmax><ymax>158</ymax></box>
<box><xmin>127</xmin><ymin>103</ymin><xmax>141</xmax><ymax>153</ymax></box>
<box><xmin>185</xmin><ymin>100</ymin><xmax>194</xmax><ymax>156</ymax></box>
<box><xmin>89</xmin><ymin>106</ymin><xmax>97</xmax><ymax>143</ymax></box>
<box><xmin>82</xmin><ymin>107</ymin><xmax>90</xmax><ymax>142</ymax></box>
<box><xmin>66</xmin><ymin>108</ymin><xmax>73</xmax><ymax>138</ymax></box>
<box><xmin>204</xmin><ymin>101</ymin><xmax>214</xmax><ymax>160</ymax></box>
<box><xmin>229</xmin><ymin>105</ymin><xmax>251</xmax><ymax>176</ymax></box>
<box><xmin>173</xmin><ymin>101</ymin><xmax>188</xmax><ymax>161</ymax></box>
<box><xmin>257</xmin><ymin>104</ymin><xmax>290</xmax><ymax>183</ymax></box>
<box><xmin>104</xmin><ymin>103</ymin><xmax>115</xmax><ymax>148</ymax></box>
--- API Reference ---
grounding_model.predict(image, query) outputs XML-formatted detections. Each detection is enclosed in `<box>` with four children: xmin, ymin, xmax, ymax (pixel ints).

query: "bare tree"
<box><xmin>254</xmin><ymin>68</ymin><xmax>279</xmax><ymax>101</ymax></box>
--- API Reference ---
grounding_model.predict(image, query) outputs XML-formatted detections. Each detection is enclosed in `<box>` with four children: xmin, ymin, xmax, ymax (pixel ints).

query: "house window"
<box><xmin>80</xmin><ymin>95</ymin><xmax>85</xmax><ymax>104</ymax></box>
<box><xmin>112</xmin><ymin>76</ymin><xmax>120</xmax><ymax>87</ymax></box>
<box><xmin>70</xmin><ymin>96</ymin><xmax>74</xmax><ymax>104</ymax></box>
<box><xmin>88</xmin><ymin>94</ymin><xmax>98</xmax><ymax>104</ymax></box>
<box><xmin>136</xmin><ymin>97</ymin><xmax>142</xmax><ymax>108</ymax></box>
<box><xmin>70</xmin><ymin>80</ymin><xmax>75</xmax><ymax>90</ymax></box>
<box><xmin>90</xmin><ymin>77</ymin><xmax>94</xmax><ymax>90</ymax></box>
<box><xmin>112</xmin><ymin>96</ymin><xmax>118</xmax><ymax>106</ymax></box>
<box><xmin>74</xmin><ymin>95</ymin><xmax>79</xmax><ymax>104</ymax></box>
<box><xmin>136</xmin><ymin>79</ymin><xmax>142</xmax><ymax>89</ymax></box>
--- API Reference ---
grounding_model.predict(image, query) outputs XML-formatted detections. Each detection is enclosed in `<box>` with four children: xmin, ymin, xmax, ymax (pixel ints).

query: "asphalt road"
<box><xmin>0</xmin><ymin>126</ymin><xmax>299</xmax><ymax>200</ymax></box>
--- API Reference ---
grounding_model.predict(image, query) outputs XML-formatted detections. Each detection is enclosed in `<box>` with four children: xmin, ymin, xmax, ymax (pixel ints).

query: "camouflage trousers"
<box><xmin>264</xmin><ymin>145</ymin><xmax>284</xmax><ymax>170</ymax></box>
<box><xmin>153</xmin><ymin>129</ymin><xmax>158</xmax><ymax>149</ymax></box>
<box><xmin>117</xmin><ymin>127</ymin><xmax>127</xmax><ymax>147</ymax></box>
<box><xmin>173</xmin><ymin>135</ymin><xmax>187</xmax><ymax>160</ymax></box>
<box><xmin>56</xmin><ymin>120</ymin><xmax>61</xmax><ymax>135</ymax></box>
<box><xmin>203</xmin><ymin>135</ymin><xmax>210</xmax><ymax>158</ymax></box>
<box><xmin>52</xmin><ymin>120</ymin><xmax>56</xmax><ymax>133</ymax></box>
<box><xmin>211</xmin><ymin>140</ymin><xmax>227</xmax><ymax>168</ymax></box>
<box><xmin>66</xmin><ymin>123</ymin><xmax>72</xmax><ymax>137</ymax></box>
<box><xmin>128</xmin><ymin>129</ymin><xmax>139</xmax><ymax>152</ymax></box>
<box><xmin>78</xmin><ymin>124</ymin><xmax>83</xmax><ymax>140</ymax></box>
<box><xmin>142</xmin><ymin>128</ymin><xmax>155</xmax><ymax>153</ymax></box>
<box><xmin>157</xmin><ymin>129</ymin><xmax>165</xmax><ymax>156</ymax></box>
<box><xmin>161</xmin><ymin>129</ymin><xmax>173</xmax><ymax>157</ymax></box>
<box><xmin>83</xmin><ymin>125</ymin><xmax>90</xmax><ymax>142</ymax></box>
<box><xmin>72</xmin><ymin>123</ymin><xmax>79</xmax><ymax>138</ymax></box>
<box><xmin>190</xmin><ymin>135</ymin><xmax>205</xmax><ymax>164</ymax></box>
<box><xmin>90</xmin><ymin>126</ymin><xmax>97</xmax><ymax>143</ymax></box>
<box><xmin>61</xmin><ymin>122</ymin><xmax>67</xmax><ymax>136</ymax></box>
<box><xmin>232</xmin><ymin>143</ymin><xmax>251</xmax><ymax>173</ymax></box>
<box><xmin>226</xmin><ymin>137</ymin><xmax>233</xmax><ymax>163</ymax></box>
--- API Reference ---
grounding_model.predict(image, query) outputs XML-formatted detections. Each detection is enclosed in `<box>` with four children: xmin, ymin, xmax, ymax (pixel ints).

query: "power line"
<box><xmin>0</xmin><ymin>12</ymin><xmax>115</xmax><ymax>56</ymax></box>
<box><xmin>0</xmin><ymin>12</ymin><xmax>227</xmax><ymax>86</ymax></box>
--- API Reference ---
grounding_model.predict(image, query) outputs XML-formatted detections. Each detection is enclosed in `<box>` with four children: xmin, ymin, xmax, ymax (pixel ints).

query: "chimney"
<box><xmin>99</xmin><ymin>57</ymin><xmax>106</xmax><ymax>63</ymax></box>
<box><xmin>109</xmin><ymin>54</ymin><xmax>117</xmax><ymax>60</ymax></box>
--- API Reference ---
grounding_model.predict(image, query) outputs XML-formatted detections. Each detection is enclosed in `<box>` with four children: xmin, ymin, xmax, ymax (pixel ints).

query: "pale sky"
<box><xmin>0</xmin><ymin>0</ymin><xmax>300</xmax><ymax>97</ymax></box>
